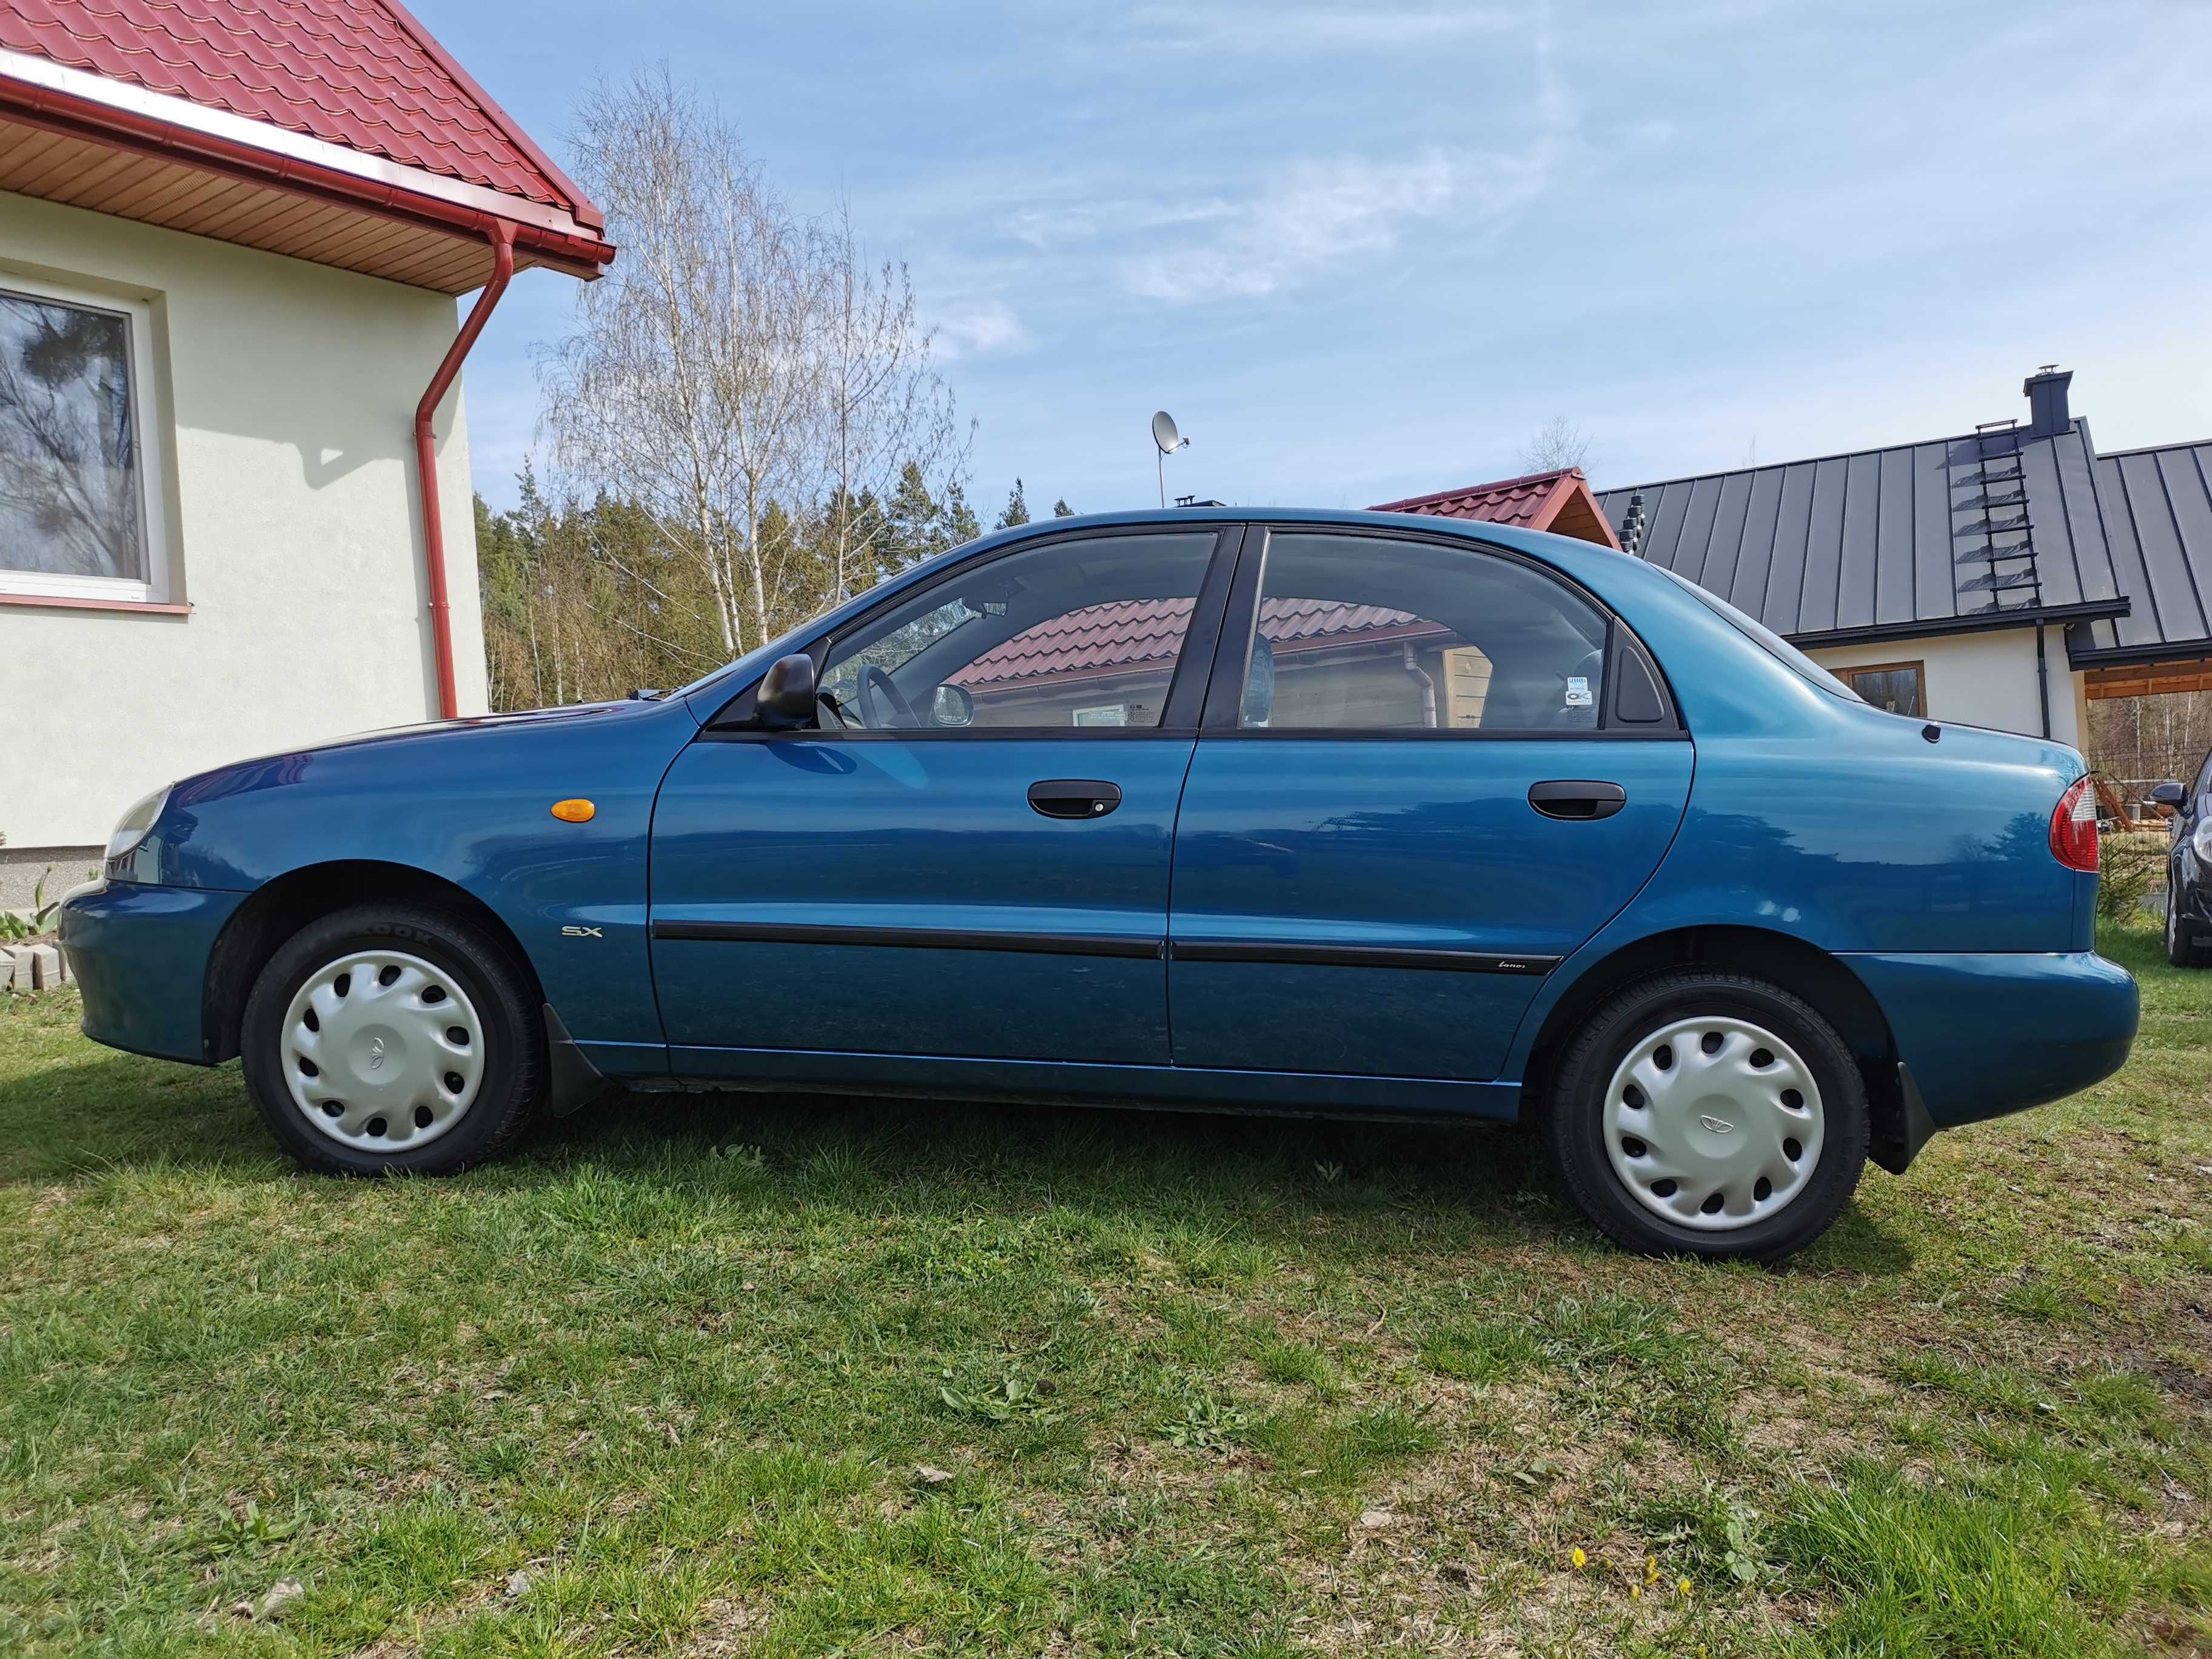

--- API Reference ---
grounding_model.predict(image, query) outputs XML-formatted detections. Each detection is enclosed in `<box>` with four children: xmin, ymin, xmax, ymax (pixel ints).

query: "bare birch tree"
<box><xmin>813</xmin><ymin>203</ymin><xmax>968</xmax><ymax>606</ymax></box>
<box><xmin>541</xmin><ymin>70</ymin><xmax>970</xmax><ymax>667</ymax></box>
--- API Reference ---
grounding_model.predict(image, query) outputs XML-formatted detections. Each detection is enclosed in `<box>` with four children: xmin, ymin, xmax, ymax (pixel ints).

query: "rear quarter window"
<box><xmin>1652</xmin><ymin>565</ymin><xmax>1863</xmax><ymax>703</ymax></box>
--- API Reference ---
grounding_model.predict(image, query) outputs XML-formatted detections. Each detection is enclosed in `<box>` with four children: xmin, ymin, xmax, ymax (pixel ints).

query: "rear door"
<box><xmin>1167</xmin><ymin>526</ymin><xmax>1693</xmax><ymax>1081</ymax></box>
<box><xmin>651</xmin><ymin>526</ymin><xmax>1238</xmax><ymax>1068</ymax></box>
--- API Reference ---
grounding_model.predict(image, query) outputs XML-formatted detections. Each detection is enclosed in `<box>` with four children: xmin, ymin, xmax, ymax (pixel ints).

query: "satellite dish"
<box><xmin>1151</xmin><ymin>411</ymin><xmax>1185</xmax><ymax>454</ymax></box>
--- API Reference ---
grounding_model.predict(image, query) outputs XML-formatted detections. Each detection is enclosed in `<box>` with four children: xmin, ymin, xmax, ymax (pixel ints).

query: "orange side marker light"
<box><xmin>551</xmin><ymin>799</ymin><xmax>596</xmax><ymax>823</ymax></box>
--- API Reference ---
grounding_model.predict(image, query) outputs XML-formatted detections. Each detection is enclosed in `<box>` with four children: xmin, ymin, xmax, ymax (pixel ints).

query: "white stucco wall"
<box><xmin>0</xmin><ymin>190</ymin><xmax>488</xmax><ymax>850</ymax></box>
<box><xmin>1808</xmin><ymin>626</ymin><xmax>2087</xmax><ymax>751</ymax></box>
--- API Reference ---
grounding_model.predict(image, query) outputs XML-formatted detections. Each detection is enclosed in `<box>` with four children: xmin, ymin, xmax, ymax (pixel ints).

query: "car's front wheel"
<box><xmin>241</xmin><ymin>903</ymin><xmax>543</xmax><ymax>1175</ymax></box>
<box><xmin>2164</xmin><ymin>883</ymin><xmax>2207</xmax><ymax>968</ymax></box>
<box><xmin>1543</xmin><ymin>970</ymin><xmax>1869</xmax><ymax>1262</ymax></box>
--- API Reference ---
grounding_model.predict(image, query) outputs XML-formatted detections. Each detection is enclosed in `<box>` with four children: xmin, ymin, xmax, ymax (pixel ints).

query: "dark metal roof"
<box><xmin>2071</xmin><ymin>439</ymin><xmax>2212</xmax><ymax>664</ymax></box>
<box><xmin>1595</xmin><ymin>419</ymin><xmax>2128</xmax><ymax>650</ymax></box>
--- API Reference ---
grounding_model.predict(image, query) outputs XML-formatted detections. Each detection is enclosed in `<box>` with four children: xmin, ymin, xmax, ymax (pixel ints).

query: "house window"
<box><xmin>0</xmin><ymin>276</ymin><xmax>169</xmax><ymax>605</ymax></box>
<box><xmin>1845</xmin><ymin>661</ymin><xmax>1925</xmax><ymax>716</ymax></box>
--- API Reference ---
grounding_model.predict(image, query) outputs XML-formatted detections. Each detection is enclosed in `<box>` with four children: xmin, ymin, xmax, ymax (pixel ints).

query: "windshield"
<box><xmin>1654</xmin><ymin>565</ymin><xmax>1862</xmax><ymax>702</ymax></box>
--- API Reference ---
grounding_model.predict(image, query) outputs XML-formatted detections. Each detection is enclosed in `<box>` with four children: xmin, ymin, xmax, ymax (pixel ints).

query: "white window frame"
<box><xmin>0</xmin><ymin>272</ymin><xmax>171</xmax><ymax>606</ymax></box>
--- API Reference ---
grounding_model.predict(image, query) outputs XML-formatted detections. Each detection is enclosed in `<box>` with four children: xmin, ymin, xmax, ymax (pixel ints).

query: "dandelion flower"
<box><xmin>1571</xmin><ymin>1547</ymin><xmax>1586</xmax><ymax>1569</ymax></box>
<box><xmin>1646</xmin><ymin>1555</ymin><xmax>1660</xmax><ymax>1583</ymax></box>
<box><xmin>1678</xmin><ymin>1577</ymin><xmax>1694</xmax><ymax>1597</ymax></box>
<box><xmin>1631</xmin><ymin>1584</ymin><xmax>1642</xmax><ymax>1601</ymax></box>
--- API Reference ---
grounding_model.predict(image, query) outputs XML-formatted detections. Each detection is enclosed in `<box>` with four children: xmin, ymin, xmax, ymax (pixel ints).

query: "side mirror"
<box><xmin>2149</xmin><ymin>780</ymin><xmax>2187</xmax><ymax>811</ymax></box>
<box><xmin>932</xmin><ymin>684</ymin><xmax>975</xmax><ymax>728</ymax></box>
<box><xmin>755</xmin><ymin>653</ymin><xmax>818</xmax><ymax>729</ymax></box>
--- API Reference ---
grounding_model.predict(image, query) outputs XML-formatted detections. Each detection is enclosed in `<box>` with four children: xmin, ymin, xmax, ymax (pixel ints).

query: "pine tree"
<box><xmin>996</xmin><ymin>478</ymin><xmax>1030</xmax><ymax>529</ymax></box>
<box><xmin>1052</xmin><ymin>498</ymin><xmax>1075</xmax><ymax>518</ymax></box>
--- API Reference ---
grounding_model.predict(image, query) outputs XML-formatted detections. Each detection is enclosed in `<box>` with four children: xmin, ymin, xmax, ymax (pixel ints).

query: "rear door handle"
<box><xmin>1028</xmin><ymin>779</ymin><xmax>1123</xmax><ymax>820</ymax></box>
<box><xmin>1528</xmin><ymin>780</ymin><xmax>1626</xmax><ymax>820</ymax></box>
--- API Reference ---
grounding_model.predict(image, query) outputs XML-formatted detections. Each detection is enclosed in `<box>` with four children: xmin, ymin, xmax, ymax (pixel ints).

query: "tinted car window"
<box><xmin>820</xmin><ymin>532</ymin><xmax>1218</xmax><ymax>729</ymax></box>
<box><xmin>1234</xmin><ymin>532</ymin><xmax>1609</xmax><ymax>731</ymax></box>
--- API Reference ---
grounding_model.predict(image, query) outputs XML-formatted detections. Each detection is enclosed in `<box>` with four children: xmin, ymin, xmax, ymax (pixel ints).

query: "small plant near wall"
<box><xmin>0</xmin><ymin>866</ymin><xmax>60</xmax><ymax>942</ymax></box>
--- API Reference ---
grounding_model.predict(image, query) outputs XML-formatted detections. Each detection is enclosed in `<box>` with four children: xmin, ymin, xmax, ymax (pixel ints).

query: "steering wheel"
<box><xmin>857</xmin><ymin>663</ymin><xmax>921</xmax><ymax>729</ymax></box>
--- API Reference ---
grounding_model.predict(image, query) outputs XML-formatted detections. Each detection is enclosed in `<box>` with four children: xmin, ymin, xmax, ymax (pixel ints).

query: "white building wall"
<box><xmin>0</xmin><ymin>191</ymin><xmax>488</xmax><ymax>850</ymax></box>
<box><xmin>1808</xmin><ymin>626</ymin><xmax>2086</xmax><ymax>751</ymax></box>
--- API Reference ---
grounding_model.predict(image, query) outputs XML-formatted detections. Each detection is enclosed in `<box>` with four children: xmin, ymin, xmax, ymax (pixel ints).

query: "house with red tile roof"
<box><xmin>0</xmin><ymin>0</ymin><xmax>612</xmax><ymax>879</ymax></box>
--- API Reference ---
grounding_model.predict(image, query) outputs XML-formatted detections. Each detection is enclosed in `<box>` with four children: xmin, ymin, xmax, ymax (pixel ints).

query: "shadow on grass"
<box><xmin>0</xmin><ymin>1037</ymin><xmax>1913</xmax><ymax>1277</ymax></box>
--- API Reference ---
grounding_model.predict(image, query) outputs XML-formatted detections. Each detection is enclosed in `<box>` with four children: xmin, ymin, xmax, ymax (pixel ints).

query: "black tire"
<box><xmin>241</xmin><ymin>902</ymin><xmax>543</xmax><ymax>1176</ymax></box>
<box><xmin>2164</xmin><ymin>886</ymin><xmax>2207</xmax><ymax>968</ymax></box>
<box><xmin>1543</xmin><ymin>969</ymin><xmax>1869</xmax><ymax>1263</ymax></box>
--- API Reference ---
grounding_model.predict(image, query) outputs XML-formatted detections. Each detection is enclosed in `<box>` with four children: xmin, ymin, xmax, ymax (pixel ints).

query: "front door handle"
<box><xmin>1028</xmin><ymin>779</ymin><xmax>1123</xmax><ymax>820</ymax></box>
<box><xmin>1528</xmin><ymin>780</ymin><xmax>1626</xmax><ymax>820</ymax></box>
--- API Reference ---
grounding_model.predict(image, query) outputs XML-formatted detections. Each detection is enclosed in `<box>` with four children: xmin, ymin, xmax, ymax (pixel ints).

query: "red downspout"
<box><xmin>416</xmin><ymin>220</ymin><xmax>517</xmax><ymax>720</ymax></box>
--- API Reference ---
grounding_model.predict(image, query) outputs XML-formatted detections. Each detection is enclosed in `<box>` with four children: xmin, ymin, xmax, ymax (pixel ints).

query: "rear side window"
<box><xmin>1654</xmin><ymin>565</ymin><xmax>1862</xmax><ymax>702</ymax></box>
<box><xmin>1233</xmin><ymin>532</ymin><xmax>1610</xmax><ymax>731</ymax></box>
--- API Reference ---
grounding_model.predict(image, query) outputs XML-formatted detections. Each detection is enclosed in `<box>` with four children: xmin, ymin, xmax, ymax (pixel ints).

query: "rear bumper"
<box><xmin>58</xmin><ymin>879</ymin><xmax>244</xmax><ymax>1064</ymax></box>
<box><xmin>1844</xmin><ymin>950</ymin><xmax>2138</xmax><ymax>1130</ymax></box>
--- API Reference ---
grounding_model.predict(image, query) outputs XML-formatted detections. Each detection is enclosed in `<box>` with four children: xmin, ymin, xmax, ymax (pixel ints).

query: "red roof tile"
<box><xmin>0</xmin><ymin>0</ymin><xmax>598</xmax><ymax>221</ymax></box>
<box><xmin>1370</xmin><ymin>468</ymin><xmax>1584</xmax><ymax>529</ymax></box>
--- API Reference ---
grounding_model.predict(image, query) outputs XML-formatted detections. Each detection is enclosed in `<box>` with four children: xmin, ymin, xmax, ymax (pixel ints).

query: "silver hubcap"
<box><xmin>1603</xmin><ymin>1014</ymin><xmax>1824</xmax><ymax>1232</ymax></box>
<box><xmin>281</xmin><ymin>950</ymin><xmax>484</xmax><ymax>1151</ymax></box>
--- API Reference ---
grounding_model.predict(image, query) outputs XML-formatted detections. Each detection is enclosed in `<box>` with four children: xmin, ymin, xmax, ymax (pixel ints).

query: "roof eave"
<box><xmin>1788</xmin><ymin>598</ymin><xmax>2130</xmax><ymax>654</ymax></box>
<box><xmin>0</xmin><ymin>47</ymin><xmax>614</xmax><ymax>278</ymax></box>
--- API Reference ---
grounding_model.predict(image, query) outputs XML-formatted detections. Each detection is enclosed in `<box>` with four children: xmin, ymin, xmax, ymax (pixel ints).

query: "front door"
<box><xmin>651</xmin><ymin>527</ymin><xmax>1236</xmax><ymax>1067</ymax></box>
<box><xmin>1168</xmin><ymin>526</ymin><xmax>1694</xmax><ymax>1081</ymax></box>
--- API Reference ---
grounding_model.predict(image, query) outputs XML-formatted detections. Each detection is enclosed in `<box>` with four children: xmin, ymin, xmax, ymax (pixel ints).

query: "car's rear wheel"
<box><xmin>1544</xmin><ymin>970</ymin><xmax>1869</xmax><ymax>1262</ymax></box>
<box><xmin>241</xmin><ymin>903</ymin><xmax>543</xmax><ymax>1175</ymax></box>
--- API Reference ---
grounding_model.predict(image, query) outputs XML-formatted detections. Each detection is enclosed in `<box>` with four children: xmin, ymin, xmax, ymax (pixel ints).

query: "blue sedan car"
<box><xmin>61</xmin><ymin>510</ymin><xmax>2138</xmax><ymax>1260</ymax></box>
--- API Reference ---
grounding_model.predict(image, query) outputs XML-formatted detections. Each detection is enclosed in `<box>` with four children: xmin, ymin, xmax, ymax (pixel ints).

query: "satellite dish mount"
<box><xmin>1151</xmin><ymin>411</ymin><xmax>1190</xmax><ymax>508</ymax></box>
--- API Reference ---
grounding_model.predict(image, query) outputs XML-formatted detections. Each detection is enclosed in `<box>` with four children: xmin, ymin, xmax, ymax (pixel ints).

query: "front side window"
<box><xmin>1234</xmin><ymin>532</ymin><xmax>1610</xmax><ymax>732</ymax></box>
<box><xmin>818</xmin><ymin>532</ymin><xmax>1218</xmax><ymax>730</ymax></box>
<box><xmin>0</xmin><ymin>279</ymin><xmax>166</xmax><ymax>602</ymax></box>
<box><xmin>1843</xmin><ymin>661</ymin><xmax>1925</xmax><ymax>717</ymax></box>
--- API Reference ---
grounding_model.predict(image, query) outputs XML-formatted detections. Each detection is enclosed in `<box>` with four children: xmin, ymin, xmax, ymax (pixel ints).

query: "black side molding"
<box><xmin>647</xmin><ymin>921</ymin><xmax>1559</xmax><ymax>976</ymax></box>
<box><xmin>1170</xmin><ymin>940</ymin><xmax>1559</xmax><ymax>976</ymax></box>
<box><xmin>651</xmin><ymin>920</ymin><xmax>1164</xmax><ymax>959</ymax></box>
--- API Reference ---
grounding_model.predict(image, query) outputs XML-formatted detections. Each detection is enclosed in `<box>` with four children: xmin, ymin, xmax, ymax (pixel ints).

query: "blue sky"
<box><xmin>444</xmin><ymin>0</ymin><xmax>2212</xmax><ymax>520</ymax></box>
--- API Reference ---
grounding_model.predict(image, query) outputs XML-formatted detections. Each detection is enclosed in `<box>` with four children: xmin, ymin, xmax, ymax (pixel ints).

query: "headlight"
<box><xmin>2193</xmin><ymin>817</ymin><xmax>2212</xmax><ymax>865</ymax></box>
<box><xmin>107</xmin><ymin>785</ymin><xmax>171</xmax><ymax>862</ymax></box>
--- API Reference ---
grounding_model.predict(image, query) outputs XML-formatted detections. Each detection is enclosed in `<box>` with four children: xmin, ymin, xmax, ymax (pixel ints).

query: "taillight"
<box><xmin>2049</xmin><ymin>776</ymin><xmax>2099</xmax><ymax>873</ymax></box>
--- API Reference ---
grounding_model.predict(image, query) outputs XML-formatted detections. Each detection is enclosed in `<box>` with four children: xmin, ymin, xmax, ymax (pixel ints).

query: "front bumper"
<box><xmin>1844</xmin><ymin>950</ymin><xmax>2139</xmax><ymax>1130</ymax></box>
<box><xmin>58</xmin><ymin>880</ymin><xmax>246</xmax><ymax>1064</ymax></box>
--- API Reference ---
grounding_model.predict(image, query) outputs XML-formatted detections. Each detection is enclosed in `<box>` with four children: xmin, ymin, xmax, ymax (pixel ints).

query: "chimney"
<box><xmin>2023</xmin><ymin>364</ymin><xmax>2072</xmax><ymax>437</ymax></box>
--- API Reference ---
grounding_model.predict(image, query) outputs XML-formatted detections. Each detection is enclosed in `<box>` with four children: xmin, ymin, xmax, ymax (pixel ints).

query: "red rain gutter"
<box><xmin>417</xmin><ymin>221</ymin><xmax>516</xmax><ymax>721</ymax></box>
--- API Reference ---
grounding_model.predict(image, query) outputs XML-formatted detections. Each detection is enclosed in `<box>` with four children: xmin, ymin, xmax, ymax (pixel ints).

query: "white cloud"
<box><xmin>931</xmin><ymin>299</ymin><xmax>1030</xmax><ymax>360</ymax></box>
<box><xmin>1119</xmin><ymin>146</ymin><xmax>1549</xmax><ymax>304</ymax></box>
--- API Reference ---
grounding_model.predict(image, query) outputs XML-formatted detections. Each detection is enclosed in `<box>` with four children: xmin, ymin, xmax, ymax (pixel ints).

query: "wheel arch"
<box><xmin>1520</xmin><ymin>925</ymin><xmax>1914</xmax><ymax>1172</ymax></box>
<box><xmin>202</xmin><ymin>861</ymin><xmax>543</xmax><ymax>1064</ymax></box>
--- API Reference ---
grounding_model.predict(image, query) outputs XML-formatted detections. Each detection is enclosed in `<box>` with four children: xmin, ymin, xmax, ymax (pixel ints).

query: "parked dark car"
<box><xmin>2150</xmin><ymin>771</ymin><xmax>2212</xmax><ymax>966</ymax></box>
<box><xmin>62</xmin><ymin>509</ymin><xmax>2139</xmax><ymax>1262</ymax></box>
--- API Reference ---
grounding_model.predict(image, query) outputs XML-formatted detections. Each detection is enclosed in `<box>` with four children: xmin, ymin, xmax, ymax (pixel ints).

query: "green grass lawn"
<box><xmin>4</xmin><ymin>925</ymin><xmax>2208</xmax><ymax>1657</ymax></box>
